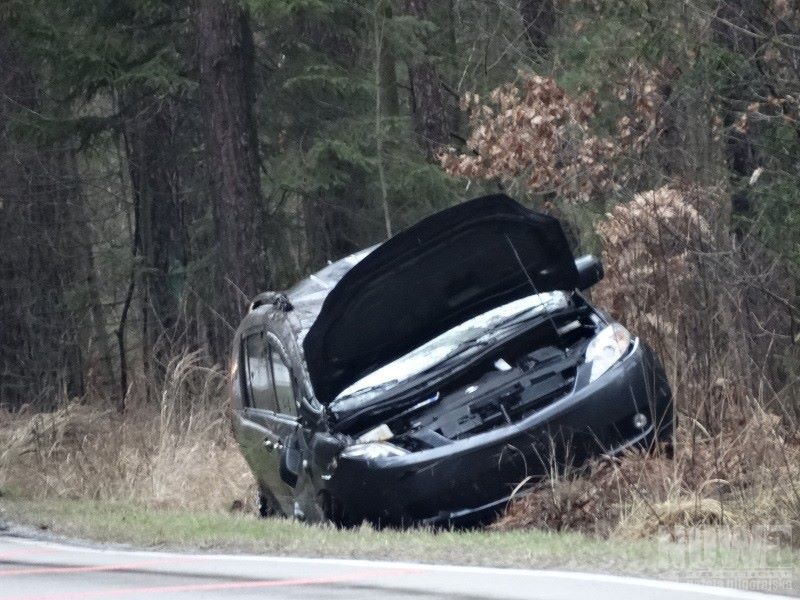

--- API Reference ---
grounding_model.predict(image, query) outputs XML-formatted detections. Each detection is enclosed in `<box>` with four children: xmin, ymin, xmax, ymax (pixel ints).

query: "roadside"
<box><xmin>1</xmin><ymin>494</ymin><xmax>797</xmax><ymax>595</ymax></box>
<box><xmin>1</xmin><ymin>399</ymin><xmax>798</xmax><ymax>596</ymax></box>
<box><xmin>0</xmin><ymin>535</ymin><xmax>789</xmax><ymax>600</ymax></box>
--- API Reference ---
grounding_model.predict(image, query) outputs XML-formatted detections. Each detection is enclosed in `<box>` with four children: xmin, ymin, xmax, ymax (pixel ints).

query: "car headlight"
<box><xmin>340</xmin><ymin>442</ymin><xmax>408</xmax><ymax>460</ymax></box>
<box><xmin>585</xmin><ymin>323</ymin><xmax>632</xmax><ymax>382</ymax></box>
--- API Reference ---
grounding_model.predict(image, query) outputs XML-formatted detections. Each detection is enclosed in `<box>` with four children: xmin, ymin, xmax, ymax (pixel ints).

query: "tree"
<box><xmin>0</xmin><ymin>23</ymin><xmax>87</xmax><ymax>406</ymax></box>
<box><xmin>194</xmin><ymin>0</ymin><xmax>268</xmax><ymax>335</ymax></box>
<box><xmin>123</xmin><ymin>97</ymin><xmax>184</xmax><ymax>380</ymax></box>
<box><xmin>712</xmin><ymin>0</ymin><xmax>766</xmax><ymax>219</ymax></box>
<box><xmin>519</xmin><ymin>0</ymin><xmax>555</xmax><ymax>51</ymax></box>
<box><xmin>404</xmin><ymin>0</ymin><xmax>451</xmax><ymax>160</ymax></box>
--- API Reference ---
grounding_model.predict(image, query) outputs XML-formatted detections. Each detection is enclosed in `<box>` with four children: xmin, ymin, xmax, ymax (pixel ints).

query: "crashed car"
<box><xmin>230</xmin><ymin>194</ymin><xmax>672</xmax><ymax>526</ymax></box>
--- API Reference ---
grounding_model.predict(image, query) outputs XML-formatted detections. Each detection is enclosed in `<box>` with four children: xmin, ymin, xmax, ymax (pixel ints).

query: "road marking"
<box><xmin>1</xmin><ymin>567</ymin><xmax>417</xmax><ymax>600</ymax></box>
<box><xmin>1</xmin><ymin>536</ymin><xmax>789</xmax><ymax>599</ymax></box>
<box><xmin>0</xmin><ymin>555</ymin><xmax>210</xmax><ymax>577</ymax></box>
<box><xmin>0</xmin><ymin>549</ymin><xmax>56</xmax><ymax>561</ymax></box>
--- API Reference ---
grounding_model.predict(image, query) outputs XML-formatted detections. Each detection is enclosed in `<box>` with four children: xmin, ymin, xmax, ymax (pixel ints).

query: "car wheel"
<box><xmin>319</xmin><ymin>491</ymin><xmax>350</xmax><ymax>528</ymax></box>
<box><xmin>258</xmin><ymin>490</ymin><xmax>278</xmax><ymax>518</ymax></box>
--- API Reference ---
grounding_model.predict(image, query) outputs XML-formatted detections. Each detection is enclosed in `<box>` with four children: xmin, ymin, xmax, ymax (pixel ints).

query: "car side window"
<box><xmin>244</xmin><ymin>333</ymin><xmax>277</xmax><ymax>411</ymax></box>
<box><xmin>271</xmin><ymin>348</ymin><xmax>297</xmax><ymax>417</ymax></box>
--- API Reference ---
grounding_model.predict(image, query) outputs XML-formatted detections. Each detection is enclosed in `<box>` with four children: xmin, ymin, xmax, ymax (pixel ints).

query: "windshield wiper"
<box><xmin>490</xmin><ymin>310</ymin><xmax>549</xmax><ymax>334</ymax></box>
<box><xmin>437</xmin><ymin>337</ymin><xmax>490</xmax><ymax>364</ymax></box>
<box><xmin>488</xmin><ymin>302</ymin><xmax>579</xmax><ymax>337</ymax></box>
<box><xmin>338</xmin><ymin>379</ymin><xmax>399</xmax><ymax>401</ymax></box>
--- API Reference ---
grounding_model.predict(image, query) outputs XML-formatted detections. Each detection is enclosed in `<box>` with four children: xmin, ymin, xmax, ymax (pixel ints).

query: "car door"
<box><xmin>238</xmin><ymin>329</ymin><xmax>298</xmax><ymax>514</ymax></box>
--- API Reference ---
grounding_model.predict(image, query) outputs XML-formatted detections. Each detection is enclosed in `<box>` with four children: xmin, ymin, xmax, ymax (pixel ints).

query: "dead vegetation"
<box><xmin>497</xmin><ymin>409</ymin><xmax>800</xmax><ymax>539</ymax></box>
<box><xmin>441</xmin><ymin>68</ymin><xmax>800</xmax><ymax>542</ymax></box>
<box><xmin>440</xmin><ymin>70</ymin><xmax>666</xmax><ymax>202</ymax></box>
<box><xmin>0</xmin><ymin>352</ymin><xmax>255</xmax><ymax>512</ymax></box>
<box><xmin>497</xmin><ymin>185</ymin><xmax>800</xmax><ymax>541</ymax></box>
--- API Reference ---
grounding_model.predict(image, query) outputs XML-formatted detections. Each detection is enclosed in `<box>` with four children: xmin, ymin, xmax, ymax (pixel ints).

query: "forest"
<box><xmin>1</xmin><ymin>0</ymin><xmax>799</xmax><ymax>536</ymax></box>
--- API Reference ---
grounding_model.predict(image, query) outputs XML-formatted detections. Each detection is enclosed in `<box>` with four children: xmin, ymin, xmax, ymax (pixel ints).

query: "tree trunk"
<box><xmin>61</xmin><ymin>148</ymin><xmax>118</xmax><ymax>400</ymax></box>
<box><xmin>379</xmin><ymin>42</ymin><xmax>400</xmax><ymax>118</ymax></box>
<box><xmin>712</xmin><ymin>0</ymin><xmax>766</xmax><ymax>219</ymax></box>
<box><xmin>194</xmin><ymin>0</ymin><xmax>267</xmax><ymax>338</ymax></box>
<box><xmin>519</xmin><ymin>0</ymin><xmax>555</xmax><ymax>51</ymax></box>
<box><xmin>379</xmin><ymin>5</ymin><xmax>400</xmax><ymax>119</ymax></box>
<box><xmin>404</xmin><ymin>0</ymin><xmax>450</xmax><ymax>161</ymax></box>
<box><xmin>123</xmin><ymin>98</ymin><xmax>183</xmax><ymax>381</ymax></box>
<box><xmin>375</xmin><ymin>7</ymin><xmax>392</xmax><ymax>238</ymax></box>
<box><xmin>0</xmin><ymin>25</ymin><xmax>86</xmax><ymax>408</ymax></box>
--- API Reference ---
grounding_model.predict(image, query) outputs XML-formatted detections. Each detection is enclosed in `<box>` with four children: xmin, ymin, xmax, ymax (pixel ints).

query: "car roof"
<box><xmin>287</xmin><ymin>246</ymin><xmax>376</xmax><ymax>302</ymax></box>
<box><xmin>235</xmin><ymin>246</ymin><xmax>378</xmax><ymax>407</ymax></box>
<box><xmin>283</xmin><ymin>247</ymin><xmax>376</xmax><ymax>341</ymax></box>
<box><xmin>238</xmin><ymin>246</ymin><xmax>377</xmax><ymax>345</ymax></box>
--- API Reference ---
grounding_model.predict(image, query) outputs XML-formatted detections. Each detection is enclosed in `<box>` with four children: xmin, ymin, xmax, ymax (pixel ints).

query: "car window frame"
<box><xmin>264</xmin><ymin>332</ymin><xmax>299</xmax><ymax>419</ymax></box>
<box><xmin>241</xmin><ymin>326</ymin><xmax>299</xmax><ymax>421</ymax></box>
<box><xmin>241</xmin><ymin>329</ymin><xmax>279</xmax><ymax>413</ymax></box>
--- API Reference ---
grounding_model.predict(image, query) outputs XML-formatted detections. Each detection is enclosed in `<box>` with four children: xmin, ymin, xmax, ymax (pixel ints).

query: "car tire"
<box><xmin>258</xmin><ymin>490</ymin><xmax>278</xmax><ymax>518</ymax></box>
<box><xmin>319</xmin><ymin>491</ymin><xmax>351</xmax><ymax>528</ymax></box>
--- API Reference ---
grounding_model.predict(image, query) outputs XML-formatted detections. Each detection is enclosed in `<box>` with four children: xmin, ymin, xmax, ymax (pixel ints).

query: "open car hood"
<box><xmin>303</xmin><ymin>194</ymin><xmax>578</xmax><ymax>405</ymax></box>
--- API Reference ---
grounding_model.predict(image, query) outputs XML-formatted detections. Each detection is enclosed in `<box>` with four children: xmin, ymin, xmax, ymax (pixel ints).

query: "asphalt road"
<box><xmin>0</xmin><ymin>534</ymin><xmax>791</xmax><ymax>600</ymax></box>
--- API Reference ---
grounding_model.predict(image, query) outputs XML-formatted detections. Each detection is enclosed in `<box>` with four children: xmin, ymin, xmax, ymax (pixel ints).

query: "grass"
<box><xmin>0</xmin><ymin>351</ymin><xmax>798</xmax><ymax>594</ymax></box>
<box><xmin>1</xmin><ymin>493</ymin><xmax>797</xmax><ymax>587</ymax></box>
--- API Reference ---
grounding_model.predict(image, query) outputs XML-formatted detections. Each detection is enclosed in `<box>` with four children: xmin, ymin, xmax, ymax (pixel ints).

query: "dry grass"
<box><xmin>497</xmin><ymin>410</ymin><xmax>800</xmax><ymax>539</ymax></box>
<box><xmin>497</xmin><ymin>186</ymin><xmax>800</xmax><ymax>543</ymax></box>
<box><xmin>0</xmin><ymin>351</ymin><xmax>256</xmax><ymax>512</ymax></box>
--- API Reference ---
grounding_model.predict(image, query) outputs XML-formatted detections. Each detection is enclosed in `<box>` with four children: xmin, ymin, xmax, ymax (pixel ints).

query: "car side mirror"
<box><xmin>575</xmin><ymin>255</ymin><xmax>604</xmax><ymax>290</ymax></box>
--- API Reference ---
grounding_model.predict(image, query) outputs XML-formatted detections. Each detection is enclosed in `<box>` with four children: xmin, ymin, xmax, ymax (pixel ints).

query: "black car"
<box><xmin>230</xmin><ymin>194</ymin><xmax>672</xmax><ymax>526</ymax></box>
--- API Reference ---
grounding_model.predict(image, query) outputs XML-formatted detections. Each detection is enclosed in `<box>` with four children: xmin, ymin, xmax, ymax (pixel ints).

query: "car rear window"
<box><xmin>244</xmin><ymin>333</ymin><xmax>278</xmax><ymax>412</ymax></box>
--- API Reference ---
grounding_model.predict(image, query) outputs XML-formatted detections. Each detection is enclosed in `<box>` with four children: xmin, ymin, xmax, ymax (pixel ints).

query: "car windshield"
<box><xmin>334</xmin><ymin>290</ymin><xmax>570</xmax><ymax>403</ymax></box>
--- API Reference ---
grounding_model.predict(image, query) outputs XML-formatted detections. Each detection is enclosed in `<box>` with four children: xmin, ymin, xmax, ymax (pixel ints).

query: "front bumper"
<box><xmin>321</xmin><ymin>339</ymin><xmax>672</xmax><ymax>526</ymax></box>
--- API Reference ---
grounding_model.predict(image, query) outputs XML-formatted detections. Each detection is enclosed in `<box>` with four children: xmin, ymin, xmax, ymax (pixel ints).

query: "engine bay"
<box><xmin>355</xmin><ymin>305</ymin><xmax>601</xmax><ymax>451</ymax></box>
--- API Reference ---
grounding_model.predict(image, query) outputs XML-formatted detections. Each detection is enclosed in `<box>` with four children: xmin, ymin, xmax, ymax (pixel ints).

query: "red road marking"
<box><xmin>1</xmin><ymin>566</ymin><xmax>417</xmax><ymax>600</ymax></box>
<box><xmin>0</xmin><ymin>549</ymin><xmax>56</xmax><ymax>561</ymax></box>
<box><xmin>0</xmin><ymin>555</ymin><xmax>209</xmax><ymax>577</ymax></box>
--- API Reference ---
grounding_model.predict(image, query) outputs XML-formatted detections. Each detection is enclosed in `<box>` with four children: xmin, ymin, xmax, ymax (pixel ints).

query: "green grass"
<box><xmin>1</xmin><ymin>493</ymin><xmax>797</xmax><ymax>584</ymax></box>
